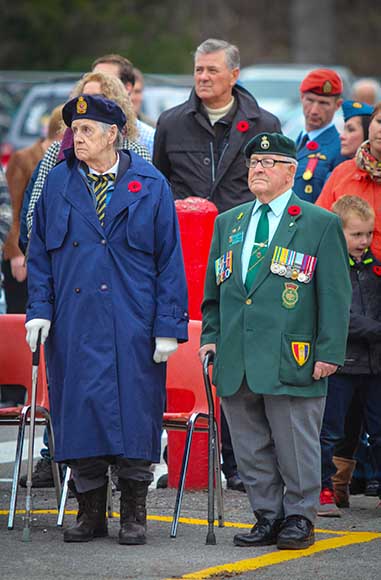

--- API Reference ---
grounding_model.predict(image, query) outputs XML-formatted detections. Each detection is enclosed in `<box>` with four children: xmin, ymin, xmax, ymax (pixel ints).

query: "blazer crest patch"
<box><xmin>291</xmin><ymin>341</ymin><xmax>310</xmax><ymax>366</ymax></box>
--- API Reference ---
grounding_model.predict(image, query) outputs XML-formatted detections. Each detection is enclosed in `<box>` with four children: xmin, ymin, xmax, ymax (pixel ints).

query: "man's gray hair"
<box><xmin>98</xmin><ymin>121</ymin><xmax>123</xmax><ymax>149</ymax></box>
<box><xmin>194</xmin><ymin>39</ymin><xmax>240</xmax><ymax>70</ymax></box>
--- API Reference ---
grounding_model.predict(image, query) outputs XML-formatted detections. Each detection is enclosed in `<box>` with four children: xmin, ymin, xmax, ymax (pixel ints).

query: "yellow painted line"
<box><xmin>164</xmin><ymin>532</ymin><xmax>381</xmax><ymax>580</ymax></box>
<box><xmin>0</xmin><ymin>509</ymin><xmax>351</xmax><ymax>535</ymax></box>
<box><xmin>0</xmin><ymin>509</ymin><xmax>360</xmax><ymax>537</ymax></box>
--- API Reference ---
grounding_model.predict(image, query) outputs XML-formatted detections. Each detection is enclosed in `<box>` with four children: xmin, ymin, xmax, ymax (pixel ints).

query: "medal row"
<box><xmin>270</xmin><ymin>245</ymin><xmax>317</xmax><ymax>284</ymax></box>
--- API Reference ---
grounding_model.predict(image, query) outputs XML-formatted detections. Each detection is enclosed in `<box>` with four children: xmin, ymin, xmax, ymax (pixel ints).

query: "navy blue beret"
<box><xmin>342</xmin><ymin>100</ymin><xmax>374</xmax><ymax>122</ymax></box>
<box><xmin>63</xmin><ymin>94</ymin><xmax>126</xmax><ymax>131</ymax></box>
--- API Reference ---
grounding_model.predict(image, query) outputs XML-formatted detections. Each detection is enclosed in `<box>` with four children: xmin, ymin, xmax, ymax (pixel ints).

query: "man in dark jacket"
<box><xmin>153</xmin><ymin>38</ymin><xmax>281</xmax><ymax>490</ymax></box>
<box><xmin>319</xmin><ymin>195</ymin><xmax>381</xmax><ymax>516</ymax></box>
<box><xmin>153</xmin><ymin>38</ymin><xmax>281</xmax><ymax>214</ymax></box>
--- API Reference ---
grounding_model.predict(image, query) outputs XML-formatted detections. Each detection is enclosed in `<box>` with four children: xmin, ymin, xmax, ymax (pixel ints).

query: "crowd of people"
<box><xmin>1</xmin><ymin>38</ymin><xmax>381</xmax><ymax>550</ymax></box>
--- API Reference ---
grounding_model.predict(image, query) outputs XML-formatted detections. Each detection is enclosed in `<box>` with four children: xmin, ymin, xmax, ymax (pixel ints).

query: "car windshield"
<box><xmin>240</xmin><ymin>79</ymin><xmax>301</xmax><ymax>102</ymax></box>
<box><xmin>19</xmin><ymin>95</ymin><xmax>66</xmax><ymax>139</ymax></box>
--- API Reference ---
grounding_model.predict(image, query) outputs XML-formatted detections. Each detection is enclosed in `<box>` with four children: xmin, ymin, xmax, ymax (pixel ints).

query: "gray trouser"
<box><xmin>67</xmin><ymin>456</ymin><xmax>153</xmax><ymax>493</ymax></box>
<box><xmin>222</xmin><ymin>380</ymin><xmax>325</xmax><ymax>523</ymax></box>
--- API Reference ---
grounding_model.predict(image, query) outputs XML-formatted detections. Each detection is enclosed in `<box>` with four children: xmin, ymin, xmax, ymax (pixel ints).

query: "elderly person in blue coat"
<box><xmin>25</xmin><ymin>94</ymin><xmax>189</xmax><ymax>545</ymax></box>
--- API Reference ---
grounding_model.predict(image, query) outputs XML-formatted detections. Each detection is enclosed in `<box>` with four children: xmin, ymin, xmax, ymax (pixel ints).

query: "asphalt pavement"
<box><xmin>1</xmin><ymin>426</ymin><xmax>381</xmax><ymax>580</ymax></box>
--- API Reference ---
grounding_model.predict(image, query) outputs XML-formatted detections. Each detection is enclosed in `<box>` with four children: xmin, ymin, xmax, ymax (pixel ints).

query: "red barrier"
<box><xmin>166</xmin><ymin>197</ymin><xmax>218</xmax><ymax>490</ymax></box>
<box><xmin>175</xmin><ymin>197</ymin><xmax>218</xmax><ymax>320</ymax></box>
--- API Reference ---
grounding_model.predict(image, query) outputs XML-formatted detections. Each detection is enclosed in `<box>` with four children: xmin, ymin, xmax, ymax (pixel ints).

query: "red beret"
<box><xmin>300</xmin><ymin>68</ymin><xmax>343</xmax><ymax>96</ymax></box>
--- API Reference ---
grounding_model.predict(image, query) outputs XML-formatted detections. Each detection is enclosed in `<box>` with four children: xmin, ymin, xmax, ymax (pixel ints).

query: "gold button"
<box><xmin>246</xmin><ymin>298</ymin><xmax>252</xmax><ymax>305</ymax></box>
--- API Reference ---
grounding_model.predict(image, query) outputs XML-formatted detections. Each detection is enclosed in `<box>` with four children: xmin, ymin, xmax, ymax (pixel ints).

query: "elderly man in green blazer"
<box><xmin>200</xmin><ymin>132</ymin><xmax>351</xmax><ymax>550</ymax></box>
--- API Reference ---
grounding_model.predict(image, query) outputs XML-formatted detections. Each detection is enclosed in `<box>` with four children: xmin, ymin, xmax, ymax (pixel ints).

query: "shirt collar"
<box><xmin>304</xmin><ymin>121</ymin><xmax>335</xmax><ymax>141</ymax></box>
<box><xmin>252</xmin><ymin>189</ymin><xmax>293</xmax><ymax>217</ymax></box>
<box><xmin>88</xmin><ymin>152</ymin><xmax>119</xmax><ymax>176</ymax></box>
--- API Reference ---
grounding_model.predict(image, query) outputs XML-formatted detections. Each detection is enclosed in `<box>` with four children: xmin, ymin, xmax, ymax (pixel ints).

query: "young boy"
<box><xmin>318</xmin><ymin>195</ymin><xmax>381</xmax><ymax>516</ymax></box>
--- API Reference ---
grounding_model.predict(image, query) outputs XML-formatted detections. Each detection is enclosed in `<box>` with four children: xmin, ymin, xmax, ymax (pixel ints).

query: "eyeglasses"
<box><xmin>246</xmin><ymin>158</ymin><xmax>293</xmax><ymax>169</ymax></box>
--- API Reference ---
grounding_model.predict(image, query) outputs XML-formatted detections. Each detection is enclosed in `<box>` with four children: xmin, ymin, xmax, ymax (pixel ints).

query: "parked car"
<box><xmin>0</xmin><ymin>81</ymin><xmax>78</xmax><ymax>167</ymax></box>
<box><xmin>0</xmin><ymin>74</ymin><xmax>193</xmax><ymax>167</ymax></box>
<box><xmin>239</xmin><ymin>64</ymin><xmax>352</xmax><ymax>140</ymax></box>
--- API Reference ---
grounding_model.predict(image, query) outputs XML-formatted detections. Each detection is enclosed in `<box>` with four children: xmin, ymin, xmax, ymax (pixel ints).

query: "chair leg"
<box><xmin>170</xmin><ymin>420</ymin><xmax>196</xmax><ymax>538</ymax></box>
<box><xmin>57</xmin><ymin>466</ymin><xmax>71</xmax><ymax>527</ymax></box>
<box><xmin>107</xmin><ymin>465</ymin><xmax>113</xmax><ymax>518</ymax></box>
<box><xmin>45</xmin><ymin>415</ymin><xmax>61</xmax><ymax>507</ymax></box>
<box><xmin>8</xmin><ymin>408</ymin><xmax>29</xmax><ymax>530</ymax></box>
<box><xmin>214</xmin><ymin>420</ymin><xmax>224</xmax><ymax>528</ymax></box>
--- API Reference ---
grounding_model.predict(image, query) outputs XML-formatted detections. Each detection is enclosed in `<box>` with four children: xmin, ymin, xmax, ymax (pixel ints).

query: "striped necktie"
<box><xmin>245</xmin><ymin>204</ymin><xmax>270</xmax><ymax>291</ymax></box>
<box><xmin>87</xmin><ymin>173</ymin><xmax>115</xmax><ymax>226</ymax></box>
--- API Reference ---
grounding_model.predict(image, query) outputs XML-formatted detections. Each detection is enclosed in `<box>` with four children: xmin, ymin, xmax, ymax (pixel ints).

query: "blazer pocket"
<box><xmin>279</xmin><ymin>332</ymin><xmax>314</xmax><ymax>386</ymax></box>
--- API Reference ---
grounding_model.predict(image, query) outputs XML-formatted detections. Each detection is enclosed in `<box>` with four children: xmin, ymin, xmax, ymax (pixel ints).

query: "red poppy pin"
<box><xmin>373</xmin><ymin>265</ymin><xmax>381</xmax><ymax>276</ymax></box>
<box><xmin>306</xmin><ymin>140</ymin><xmax>319</xmax><ymax>151</ymax></box>
<box><xmin>236</xmin><ymin>120</ymin><xmax>249</xmax><ymax>133</ymax></box>
<box><xmin>288</xmin><ymin>205</ymin><xmax>301</xmax><ymax>217</ymax></box>
<box><xmin>128</xmin><ymin>181</ymin><xmax>142</xmax><ymax>193</ymax></box>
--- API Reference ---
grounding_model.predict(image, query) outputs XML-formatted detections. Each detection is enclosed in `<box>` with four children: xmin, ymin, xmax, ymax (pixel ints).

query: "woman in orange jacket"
<box><xmin>316</xmin><ymin>101</ymin><xmax>381</xmax><ymax>260</ymax></box>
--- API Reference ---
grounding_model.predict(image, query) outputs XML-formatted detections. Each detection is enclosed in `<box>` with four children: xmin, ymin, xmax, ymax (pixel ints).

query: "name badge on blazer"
<box><xmin>228</xmin><ymin>231</ymin><xmax>244</xmax><ymax>245</ymax></box>
<box><xmin>215</xmin><ymin>251</ymin><xmax>233</xmax><ymax>285</ymax></box>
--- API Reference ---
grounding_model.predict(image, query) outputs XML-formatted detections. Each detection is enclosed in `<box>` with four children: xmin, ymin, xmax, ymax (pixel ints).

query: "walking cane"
<box><xmin>22</xmin><ymin>330</ymin><xmax>41</xmax><ymax>542</ymax></box>
<box><xmin>204</xmin><ymin>351</ymin><xmax>216</xmax><ymax>545</ymax></box>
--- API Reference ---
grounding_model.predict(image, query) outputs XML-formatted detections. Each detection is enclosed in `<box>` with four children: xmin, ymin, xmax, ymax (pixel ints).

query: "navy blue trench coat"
<box><xmin>26</xmin><ymin>151</ymin><xmax>189</xmax><ymax>463</ymax></box>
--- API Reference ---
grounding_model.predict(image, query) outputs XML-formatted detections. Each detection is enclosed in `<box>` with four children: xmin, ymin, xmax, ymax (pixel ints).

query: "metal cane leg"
<box><xmin>214</xmin><ymin>420</ymin><xmax>224</xmax><ymax>527</ymax></box>
<box><xmin>45</xmin><ymin>415</ymin><xmax>61</xmax><ymax>506</ymax></box>
<box><xmin>107</xmin><ymin>465</ymin><xmax>113</xmax><ymax>518</ymax></box>
<box><xmin>8</xmin><ymin>407</ymin><xmax>29</xmax><ymax>530</ymax></box>
<box><xmin>170</xmin><ymin>418</ymin><xmax>196</xmax><ymax>538</ymax></box>
<box><xmin>57</xmin><ymin>466</ymin><xmax>71</xmax><ymax>527</ymax></box>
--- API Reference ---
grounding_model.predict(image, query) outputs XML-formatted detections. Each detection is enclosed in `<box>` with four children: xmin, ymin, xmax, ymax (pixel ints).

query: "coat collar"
<box><xmin>297</xmin><ymin>125</ymin><xmax>340</xmax><ymax>160</ymax></box>
<box><xmin>61</xmin><ymin>151</ymin><xmax>158</xmax><ymax>235</ymax></box>
<box><xmin>240</xmin><ymin>192</ymin><xmax>303</xmax><ymax>296</ymax></box>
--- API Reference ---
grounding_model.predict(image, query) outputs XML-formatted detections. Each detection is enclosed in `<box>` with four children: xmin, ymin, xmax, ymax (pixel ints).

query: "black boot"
<box><xmin>63</xmin><ymin>481</ymin><xmax>108</xmax><ymax>543</ymax></box>
<box><xmin>119</xmin><ymin>479</ymin><xmax>149</xmax><ymax>545</ymax></box>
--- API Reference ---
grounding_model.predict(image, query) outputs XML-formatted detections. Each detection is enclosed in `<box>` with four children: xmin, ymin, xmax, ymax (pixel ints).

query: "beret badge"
<box><xmin>322</xmin><ymin>80</ymin><xmax>332</xmax><ymax>94</ymax></box>
<box><xmin>76</xmin><ymin>96</ymin><xmax>88</xmax><ymax>115</ymax></box>
<box><xmin>353</xmin><ymin>102</ymin><xmax>362</xmax><ymax>109</ymax></box>
<box><xmin>260</xmin><ymin>135</ymin><xmax>270</xmax><ymax>150</ymax></box>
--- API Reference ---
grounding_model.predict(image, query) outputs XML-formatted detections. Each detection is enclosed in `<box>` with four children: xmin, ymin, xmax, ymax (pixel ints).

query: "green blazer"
<box><xmin>201</xmin><ymin>192</ymin><xmax>351</xmax><ymax>398</ymax></box>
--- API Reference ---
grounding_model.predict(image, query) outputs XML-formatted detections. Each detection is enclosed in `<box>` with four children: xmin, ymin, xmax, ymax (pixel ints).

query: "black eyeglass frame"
<box><xmin>245</xmin><ymin>158</ymin><xmax>293</xmax><ymax>169</ymax></box>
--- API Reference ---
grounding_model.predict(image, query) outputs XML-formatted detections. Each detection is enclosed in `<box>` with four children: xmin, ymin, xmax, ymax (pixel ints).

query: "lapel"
<box><xmin>297</xmin><ymin>125</ymin><xmax>339</xmax><ymax>161</ymax></box>
<box><xmin>211</xmin><ymin>97</ymin><xmax>259</xmax><ymax>195</ymax></box>
<box><xmin>229</xmin><ymin>203</ymin><xmax>255</xmax><ymax>294</ymax></box>
<box><xmin>62</xmin><ymin>161</ymin><xmax>104</xmax><ymax>236</ymax></box>
<box><xmin>248</xmin><ymin>193</ymin><xmax>303</xmax><ymax>296</ymax></box>
<box><xmin>104</xmin><ymin>151</ymin><xmax>151</xmax><ymax>227</ymax></box>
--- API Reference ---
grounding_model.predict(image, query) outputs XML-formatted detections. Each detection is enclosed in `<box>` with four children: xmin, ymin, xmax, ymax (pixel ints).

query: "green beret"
<box><xmin>244</xmin><ymin>132</ymin><xmax>297</xmax><ymax>160</ymax></box>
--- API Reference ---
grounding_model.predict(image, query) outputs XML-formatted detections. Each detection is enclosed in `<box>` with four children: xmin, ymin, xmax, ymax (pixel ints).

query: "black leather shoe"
<box><xmin>234</xmin><ymin>517</ymin><xmax>282</xmax><ymax>547</ymax></box>
<box><xmin>226</xmin><ymin>474</ymin><xmax>246</xmax><ymax>493</ymax></box>
<box><xmin>277</xmin><ymin>515</ymin><xmax>314</xmax><ymax>550</ymax></box>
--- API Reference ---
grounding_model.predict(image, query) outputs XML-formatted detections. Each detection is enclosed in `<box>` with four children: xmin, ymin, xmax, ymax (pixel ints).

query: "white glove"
<box><xmin>153</xmin><ymin>337</ymin><xmax>178</xmax><ymax>363</ymax></box>
<box><xmin>25</xmin><ymin>319</ymin><xmax>51</xmax><ymax>352</ymax></box>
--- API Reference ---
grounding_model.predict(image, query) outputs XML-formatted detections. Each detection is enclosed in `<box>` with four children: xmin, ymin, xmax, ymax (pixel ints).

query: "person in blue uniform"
<box><xmin>294</xmin><ymin>69</ymin><xmax>344</xmax><ymax>203</ymax></box>
<box><xmin>25</xmin><ymin>94</ymin><xmax>189</xmax><ymax>545</ymax></box>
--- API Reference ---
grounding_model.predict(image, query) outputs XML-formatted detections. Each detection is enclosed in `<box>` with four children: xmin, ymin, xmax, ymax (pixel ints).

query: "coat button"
<box><xmin>74</xmin><ymin>287</ymin><xmax>81</xmax><ymax>293</ymax></box>
<box><xmin>245</xmin><ymin>298</ymin><xmax>252</xmax><ymax>305</ymax></box>
<box><xmin>203</xmin><ymin>157</ymin><xmax>210</xmax><ymax>165</ymax></box>
<box><xmin>100</xmin><ymin>284</ymin><xmax>108</xmax><ymax>291</ymax></box>
<box><xmin>100</xmin><ymin>239</ymin><xmax>107</xmax><ymax>245</ymax></box>
<box><xmin>73</xmin><ymin>241</ymin><xmax>79</xmax><ymax>247</ymax></box>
